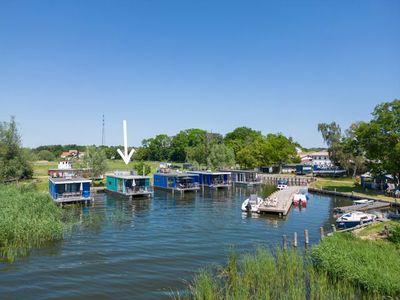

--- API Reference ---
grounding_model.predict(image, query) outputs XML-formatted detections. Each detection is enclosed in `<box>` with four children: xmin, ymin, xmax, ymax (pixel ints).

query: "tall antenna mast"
<box><xmin>101</xmin><ymin>114</ymin><xmax>105</xmax><ymax>146</ymax></box>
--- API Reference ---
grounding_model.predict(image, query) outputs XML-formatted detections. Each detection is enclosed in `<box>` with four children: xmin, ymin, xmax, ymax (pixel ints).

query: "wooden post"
<box><xmin>331</xmin><ymin>224</ymin><xmax>336</xmax><ymax>232</ymax></box>
<box><xmin>384</xmin><ymin>225</ymin><xmax>389</xmax><ymax>236</ymax></box>
<box><xmin>282</xmin><ymin>235</ymin><xmax>288</xmax><ymax>250</ymax></box>
<box><xmin>319</xmin><ymin>227</ymin><xmax>324</xmax><ymax>239</ymax></box>
<box><xmin>304</xmin><ymin>229</ymin><xmax>309</xmax><ymax>249</ymax></box>
<box><xmin>293</xmin><ymin>232</ymin><xmax>298</xmax><ymax>248</ymax></box>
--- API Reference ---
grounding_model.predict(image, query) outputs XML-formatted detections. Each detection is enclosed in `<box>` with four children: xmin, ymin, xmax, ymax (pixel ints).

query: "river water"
<box><xmin>0</xmin><ymin>187</ymin><xmax>352</xmax><ymax>299</ymax></box>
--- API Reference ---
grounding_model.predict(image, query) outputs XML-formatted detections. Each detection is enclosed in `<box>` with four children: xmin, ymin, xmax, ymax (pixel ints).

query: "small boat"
<box><xmin>353</xmin><ymin>199</ymin><xmax>374</xmax><ymax>205</ymax></box>
<box><xmin>336</xmin><ymin>211</ymin><xmax>376</xmax><ymax>229</ymax></box>
<box><xmin>241</xmin><ymin>194</ymin><xmax>263</xmax><ymax>213</ymax></box>
<box><xmin>277</xmin><ymin>179</ymin><xmax>288</xmax><ymax>190</ymax></box>
<box><xmin>293</xmin><ymin>193</ymin><xmax>307</xmax><ymax>206</ymax></box>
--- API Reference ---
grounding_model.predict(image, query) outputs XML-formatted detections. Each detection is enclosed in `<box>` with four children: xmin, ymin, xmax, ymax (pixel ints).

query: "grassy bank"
<box><xmin>187</xmin><ymin>248</ymin><xmax>381</xmax><ymax>299</ymax></box>
<box><xmin>312</xmin><ymin>233</ymin><xmax>400</xmax><ymax>297</ymax></box>
<box><xmin>0</xmin><ymin>184</ymin><xmax>64</xmax><ymax>261</ymax></box>
<box><xmin>188</xmin><ymin>232</ymin><xmax>400</xmax><ymax>299</ymax></box>
<box><xmin>310</xmin><ymin>177</ymin><xmax>397</xmax><ymax>202</ymax></box>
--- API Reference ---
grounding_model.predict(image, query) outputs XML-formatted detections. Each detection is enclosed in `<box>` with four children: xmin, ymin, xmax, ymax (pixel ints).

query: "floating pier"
<box><xmin>334</xmin><ymin>201</ymin><xmax>390</xmax><ymax>214</ymax></box>
<box><xmin>258</xmin><ymin>186</ymin><xmax>299</xmax><ymax>215</ymax></box>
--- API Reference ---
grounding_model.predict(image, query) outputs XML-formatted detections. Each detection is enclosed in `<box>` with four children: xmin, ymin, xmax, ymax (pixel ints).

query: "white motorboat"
<box><xmin>353</xmin><ymin>199</ymin><xmax>374</xmax><ymax>205</ymax></box>
<box><xmin>277</xmin><ymin>179</ymin><xmax>288</xmax><ymax>190</ymax></box>
<box><xmin>241</xmin><ymin>194</ymin><xmax>263</xmax><ymax>213</ymax></box>
<box><xmin>336</xmin><ymin>211</ymin><xmax>376</xmax><ymax>229</ymax></box>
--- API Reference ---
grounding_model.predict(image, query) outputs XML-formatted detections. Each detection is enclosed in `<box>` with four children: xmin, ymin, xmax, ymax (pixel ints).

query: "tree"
<box><xmin>37</xmin><ymin>149</ymin><xmax>56</xmax><ymax>161</ymax></box>
<box><xmin>82</xmin><ymin>146</ymin><xmax>108</xmax><ymax>178</ymax></box>
<box><xmin>224</xmin><ymin>127</ymin><xmax>263</xmax><ymax>157</ymax></box>
<box><xmin>207</xmin><ymin>143</ymin><xmax>235</xmax><ymax>170</ymax></box>
<box><xmin>0</xmin><ymin>117</ymin><xmax>33</xmax><ymax>181</ymax></box>
<box><xmin>356</xmin><ymin>99</ymin><xmax>400</xmax><ymax>184</ymax></box>
<box><xmin>170</xmin><ymin>129</ymin><xmax>207</xmax><ymax>162</ymax></box>
<box><xmin>133</xmin><ymin>161</ymin><xmax>151</xmax><ymax>176</ymax></box>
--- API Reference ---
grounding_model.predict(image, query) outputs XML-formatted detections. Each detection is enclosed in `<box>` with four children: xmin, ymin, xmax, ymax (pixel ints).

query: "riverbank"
<box><xmin>188</xmin><ymin>225</ymin><xmax>400</xmax><ymax>299</ymax></box>
<box><xmin>309</xmin><ymin>177</ymin><xmax>398</xmax><ymax>203</ymax></box>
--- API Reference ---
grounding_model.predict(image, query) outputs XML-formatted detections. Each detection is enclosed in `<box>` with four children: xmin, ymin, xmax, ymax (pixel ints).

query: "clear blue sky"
<box><xmin>1</xmin><ymin>0</ymin><xmax>399</xmax><ymax>148</ymax></box>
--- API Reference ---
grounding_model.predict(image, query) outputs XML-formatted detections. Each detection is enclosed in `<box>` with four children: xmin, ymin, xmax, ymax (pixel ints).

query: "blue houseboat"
<box><xmin>48</xmin><ymin>176</ymin><xmax>92</xmax><ymax>204</ymax></box>
<box><xmin>188</xmin><ymin>171</ymin><xmax>232</xmax><ymax>188</ymax></box>
<box><xmin>153</xmin><ymin>172</ymin><xmax>200</xmax><ymax>193</ymax></box>
<box><xmin>106</xmin><ymin>171</ymin><xmax>153</xmax><ymax>198</ymax></box>
<box><xmin>223</xmin><ymin>170</ymin><xmax>261</xmax><ymax>187</ymax></box>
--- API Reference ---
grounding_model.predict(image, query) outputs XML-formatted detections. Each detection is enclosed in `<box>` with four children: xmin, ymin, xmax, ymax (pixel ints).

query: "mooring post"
<box><xmin>384</xmin><ymin>225</ymin><xmax>389</xmax><ymax>236</ymax></box>
<box><xmin>282</xmin><ymin>235</ymin><xmax>288</xmax><ymax>250</ymax></box>
<box><xmin>331</xmin><ymin>224</ymin><xmax>336</xmax><ymax>232</ymax></box>
<box><xmin>319</xmin><ymin>227</ymin><xmax>324</xmax><ymax>239</ymax></box>
<box><xmin>293</xmin><ymin>232</ymin><xmax>298</xmax><ymax>248</ymax></box>
<box><xmin>304</xmin><ymin>229</ymin><xmax>309</xmax><ymax>249</ymax></box>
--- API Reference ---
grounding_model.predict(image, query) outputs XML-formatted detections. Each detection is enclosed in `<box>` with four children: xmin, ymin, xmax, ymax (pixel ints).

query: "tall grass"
<box><xmin>312</xmin><ymin>233</ymin><xmax>400</xmax><ymax>297</ymax></box>
<box><xmin>187</xmin><ymin>247</ymin><xmax>381</xmax><ymax>300</ymax></box>
<box><xmin>0</xmin><ymin>184</ymin><xmax>63</xmax><ymax>261</ymax></box>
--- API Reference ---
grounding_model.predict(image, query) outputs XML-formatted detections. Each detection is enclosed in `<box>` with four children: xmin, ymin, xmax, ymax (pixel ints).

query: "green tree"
<box><xmin>0</xmin><ymin>117</ymin><xmax>33</xmax><ymax>181</ymax></box>
<box><xmin>37</xmin><ymin>149</ymin><xmax>56</xmax><ymax>161</ymax></box>
<box><xmin>170</xmin><ymin>129</ymin><xmax>207</xmax><ymax>162</ymax></box>
<box><xmin>207</xmin><ymin>143</ymin><xmax>235</xmax><ymax>170</ymax></box>
<box><xmin>82</xmin><ymin>146</ymin><xmax>108</xmax><ymax>178</ymax></box>
<box><xmin>133</xmin><ymin>161</ymin><xmax>152</xmax><ymax>176</ymax></box>
<box><xmin>224</xmin><ymin>127</ymin><xmax>263</xmax><ymax>157</ymax></box>
<box><xmin>356</xmin><ymin>99</ymin><xmax>400</xmax><ymax>185</ymax></box>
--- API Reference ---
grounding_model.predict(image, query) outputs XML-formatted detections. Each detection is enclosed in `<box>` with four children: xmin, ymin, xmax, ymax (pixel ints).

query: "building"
<box><xmin>153</xmin><ymin>172</ymin><xmax>200</xmax><ymax>192</ymax></box>
<box><xmin>188</xmin><ymin>171</ymin><xmax>232</xmax><ymax>188</ymax></box>
<box><xmin>300</xmin><ymin>151</ymin><xmax>333</xmax><ymax>169</ymax></box>
<box><xmin>106</xmin><ymin>171</ymin><xmax>153</xmax><ymax>198</ymax></box>
<box><xmin>48</xmin><ymin>176</ymin><xmax>92</xmax><ymax>204</ymax></box>
<box><xmin>222</xmin><ymin>170</ymin><xmax>261</xmax><ymax>187</ymax></box>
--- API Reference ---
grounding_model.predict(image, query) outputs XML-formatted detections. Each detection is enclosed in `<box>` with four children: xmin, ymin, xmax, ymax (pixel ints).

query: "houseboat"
<box><xmin>188</xmin><ymin>171</ymin><xmax>231</xmax><ymax>188</ymax></box>
<box><xmin>153</xmin><ymin>172</ymin><xmax>200</xmax><ymax>193</ymax></box>
<box><xmin>223</xmin><ymin>169</ymin><xmax>261</xmax><ymax>187</ymax></box>
<box><xmin>48</xmin><ymin>176</ymin><xmax>92</xmax><ymax>204</ymax></box>
<box><xmin>105</xmin><ymin>171</ymin><xmax>153</xmax><ymax>199</ymax></box>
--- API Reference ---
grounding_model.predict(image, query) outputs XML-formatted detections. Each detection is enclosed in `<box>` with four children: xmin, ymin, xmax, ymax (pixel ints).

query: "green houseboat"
<box><xmin>105</xmin><ymin>171</ymin><xmax>153</xmax><ymax>199</ymax></box>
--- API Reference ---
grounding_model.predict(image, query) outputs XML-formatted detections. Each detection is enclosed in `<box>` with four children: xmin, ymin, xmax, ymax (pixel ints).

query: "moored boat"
<box><xmin>293</xmin><ymin>193</ymin><xmax>307</xmax><ymax>206</ymax></box>
<box><xmin>336</xmin><ymin>211</ymin><xmax>376</xmax><ymax>229</ymax></box>
<box><xmin>353</xmin><ymin>199</ymin><xmax>374</xmax><ymax>205</ymax></box>
<box><xmin>277</xmin><ymin>179</ymin><xmax>288</xmax><ymax>190</ymax></box>
<box><xmin>241</xmin><ymin>194</ymin><xmax>263</xmax><ymax>213</ymax></box>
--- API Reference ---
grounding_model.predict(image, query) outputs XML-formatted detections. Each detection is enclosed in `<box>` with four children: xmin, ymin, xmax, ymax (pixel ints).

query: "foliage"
<box><xmin>206</xmin><ymin>143</ymin><xmax>235</xmax><ymax>170</ymax></box>
<box><xmin>355</xmin><ymin>99</ymin><xmax>400</xmax><ymax>184</ymax></box>
<box><xmin>224</xmin><ymin>126</ymin><xmax>262</xmax><ymax>156</ymax></box>
<box><xmin>0</xmin><ymin>184</ymin><xmax>63</xmax><ymax>261</ymax></box>
<box><xmin>312</xmin><ymin>233</ymin><xmax>400</xmax><ymax>296</ymax></box>
<box><xmin>187</xmin><ymin>247</ymin><xmax>380</xmax><ymax>299</ymax></box>
<box><xmin>34</xmin><ymin>144</ymin><xmax>86</xmax><ymax>158</ymax></box>
<box><xmin>0</xmin><ymin>117</ymin><xmax>33</xmax><ymax>182</ymax></box>
<box><xmin>81</xmin><ymin>146</ymin><xmax>108</xmax><ymax>178</ymax></box>
<box><xmin>37</xmin><ymin>149</ymin><xmax>56</xmax><ymax>161</ymax></box>
<box><xmin>388</xmin><ymin>224</ymin><xmax>400</xmax><ymax>244</ymax></box>
<box><xmin>133</xmin><ymin>161</ymin><xmax>152</xmax><ymax>176</ymax></box>
<box><xmin>236</xmin><ymin>134</ymin><xmax>299</xmax><ymax>169</ymax></box>
<box><xmin>318</xmin><ymin>122</ymin><xmax>367</xmax><ymax>176</ymax></box>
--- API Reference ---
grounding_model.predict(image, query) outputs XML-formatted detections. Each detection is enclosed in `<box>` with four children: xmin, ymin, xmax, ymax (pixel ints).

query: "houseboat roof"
<box><xmin>49</xmin><ymin>176</ymin><xmax>91</xmax><ymax>184</ymax></box>
<box><xmin>188</xmin><ymin>171</ymin><xmax>231</xmax><ymax>175</ymax></box>
<box><xmin>106</xmin><ymin>173</ymin><xmax>151</xmax><ymax>180</ymax></box>
<box><xmin>154</xmin><ymin>172</ymin><xmax>199</xmax><ymax>178</ymax></box>
<box><xmin>220</xmin><ymin>169</ymin><xmax>258</xmax><ymax>174</ymax></box>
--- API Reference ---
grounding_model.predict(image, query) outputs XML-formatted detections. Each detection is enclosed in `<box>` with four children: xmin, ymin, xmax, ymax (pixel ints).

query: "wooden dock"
<box><xmin>334</xmin><ymin>201</ymin><xmax>390</xmax><ymax>214</ymax></box>
<box><xmin>258</xmin><ymin>186</ymin><xmax>299</xmax><ymax>216</ymax></box>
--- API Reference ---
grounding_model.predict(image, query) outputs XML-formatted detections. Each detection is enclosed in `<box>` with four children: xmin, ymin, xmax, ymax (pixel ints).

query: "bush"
<box><xmin>388</xmin><ymin>224</ymin><xmax>400</xmax><ymax>244</ymax></box>
<box><xmin>37</xmin><ymin>149</ymin><xmax>56</xmax><ymax>161</ymax></box>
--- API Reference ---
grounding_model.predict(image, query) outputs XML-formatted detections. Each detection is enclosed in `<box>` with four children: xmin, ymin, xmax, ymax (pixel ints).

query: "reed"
<box><xmin>186</xmin><ymin>247</ymin><xmax>381</xmax><ymax>299</ymax></box>
<box><xmin>0</xmin><ymin>184</ymin><xmax>63</xmax><ymax>261</ymax></box>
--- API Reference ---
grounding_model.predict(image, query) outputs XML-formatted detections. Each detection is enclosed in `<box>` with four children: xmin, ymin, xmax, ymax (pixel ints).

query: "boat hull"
<box><xmin>336</xmin><ymin>218</ymin><xmax>374</xmax><ymax>229</ymax></box>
